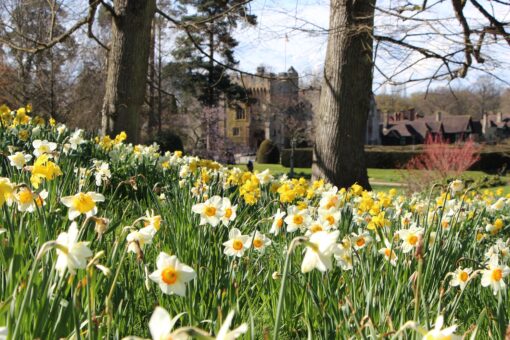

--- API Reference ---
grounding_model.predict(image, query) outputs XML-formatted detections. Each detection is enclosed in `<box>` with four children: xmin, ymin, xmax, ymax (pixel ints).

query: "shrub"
<box><xmin>402</xmin><ymin>135</ymin><xmax>481</xmax><ymax>192</ymax></box>
<box><xmin>281</xmin><ymin>148</ymin><xmax>313</xmax><ymax>167</ymax></box>
<box><xmin>256</xmin><ymin>140</ymin><xmax>280</xmax><ymax>164</ymax></box>
<box><xmin>153</xmin><ymin>131</ymin><xmax>184</xmax><ymax>152</ymax></box>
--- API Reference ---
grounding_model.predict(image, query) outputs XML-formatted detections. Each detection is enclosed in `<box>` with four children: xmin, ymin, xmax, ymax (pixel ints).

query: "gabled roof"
<box><xmin>441</xmin><ymin>115</ymin><xmax>472</xmax><ymax>134</ymax></box>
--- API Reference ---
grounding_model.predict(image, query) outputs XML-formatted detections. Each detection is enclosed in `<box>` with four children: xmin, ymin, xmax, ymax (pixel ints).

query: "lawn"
<box><xmin>240</xmin><ymin>163</ymin><xmax>510</xmax><ymax>193</ymax></box>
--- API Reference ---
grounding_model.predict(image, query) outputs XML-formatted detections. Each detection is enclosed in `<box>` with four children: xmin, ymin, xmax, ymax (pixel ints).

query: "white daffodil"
<box><xmin>269</xmin><ymin>209</ymin><xmax>286</xmax><ymax>235</ymax></box>
<box><xmin>378</xmin><ymin>239</ymin><xmax>398</xmax><ymax>266</ymax></box>
<box><xmin>334</xmin><ymin>240</ymin><xmax>354</xmax><ymax>271</ymax></box>
<box><xmin>216</xmin><ymin>310</ymin><xmax>248</xmax><ymax>340</ymax></box>
<box><xmin>449</xmin><ymin>179</ymin><xmax>464</xmax><ymax>195</ymax></box>
<box><xmin>250</xmin><ymin>230</ymin><xmax>271</xmax><ymax>252</ymax></box>
<box><xmin>397</xmin><ymin>225</ymin><xmax>424</xmax><ymax>253</ymax></box>
<box><xmin>69</xmin><ymin>129</ymin><xmax>85</xmax><ymax>150</ymax></box>
<box><xmin>192</xmin><ymin>195</ymin><xmax>223</xmax><ymax>227</ymax></box>
<box><xmin>255</xmin><ymin>169</ymin><xmax>273</xmax><ymax>185</ymax></box>
<box><xmin>32</xmin><ymin>139</ymin><xmax>57</xmax><ymax>157</ymax></box>
<box><xmin>149</xmin><ymin>252</ymin><xmax>196</xmax><ymax>296</ymax></box>
<box><xmin>60</xmin><ymin>191</ymin><xmax>105</xmax><ymax>220</ymax></box>
<box><xmin>144</xmin><ymin>209</ymin><xmax>162</xmax><ymax>231</ymax></box>
<box><xmin>449</xmin><ymin>267</ymin><xmax>473</xmax><ymax>291</ymax></box>
<box><xmin>8</xmin><ymin>151</ymin><xmax>32</xmax><ymax>170</ymax></box>
<box><xmin>351</xmin><ymin>231</ymin><xmax>372</xmax><ymax>250</ymax></box>
<box><xmin>318</xmin><ymin>208</ymin><xmax>341</xmax><ymax>229</ymax></box>
<box><xmin>305</xmin><ymin>220</ymin><xmax>330</xmax><ymax>236</ymax></box>
<box><xmin>220</xmin><ymin>197</ymin><xmax>237</xmax><ymax>226</ymax></box>
<box><xmin>148</xmin><ymin>306</ymin><xmax>187</xmax><ymax>340</ymax></box>
<box><xmin>422</xmin><ymin>315</ymin><xmax>461</xmax><ymax>340</ymax></box>
<box><xmin>481</xmin><ymin>255</ymin><xmax>510</xmax><ymax>295</ymax></box>
<box><xmin>55</xmin><ymin>222</ymin><xmax>93</xmax><ymax>276</ymax></box>
<box><xmin>93</xmin><ymin>160</ymin><xmax>111</xmax><ymax>186</ymax></box>
<box><xmin>284</xmin><ymin>205</ymin><xmax>311</xmax><ymax>232</ymax></box>
<box><xmin>223</xmin><ymin>228</ymin><xmax>250</xmax><ymax>257</ymax></box>
<box><xmin>126</xmin><ymin>226</ymin><xmax>157</xmax><ymax>253</ymax></box>
<box><xmin>301</xmin><ymin>230</ymin><xmax>340</xmax><ymax>273</ymax></box>
<box><xmin>14</xmin><ymin>187</ymin><xmax>37</xmax><ymax>212</ymax></box>
<box><xmin>319</xmin><ymin>188</ymin><xmax>341</xmax><ymax>210</ymax></box>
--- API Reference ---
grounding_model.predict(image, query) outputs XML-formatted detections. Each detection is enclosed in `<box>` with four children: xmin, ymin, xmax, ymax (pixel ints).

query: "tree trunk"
<box><xmin>101</xmin><ymin>0</ymin><xmax>156</xmax><ymax>143</ymax></box>
<box><xmin>312</xmin><ymin>0</ymin><xmax>375</xmax><ymax>190</ymax></box>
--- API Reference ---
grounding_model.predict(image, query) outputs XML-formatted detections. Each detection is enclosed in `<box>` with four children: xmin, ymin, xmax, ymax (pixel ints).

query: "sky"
<box><xmin>233</xmin><ymin>0</ymin><xmax>510</xmax><ymax>94</ymax></box>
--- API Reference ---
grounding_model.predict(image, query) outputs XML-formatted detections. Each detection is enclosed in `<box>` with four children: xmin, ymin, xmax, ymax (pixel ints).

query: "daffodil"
<box><xmin>397</xmin><ymin>225</ymin><xmax>424</xmax><ymax>253</ymax></box>
<box><xmin>127</xmin><ymin>226</ymin><xmax>157</xmax><ymax>254</ymax></box>
<box><xmin>14</xmin><ymin>187</ymin><xmax>39</xmax><ymax>212</ymax></box>
<box><xmin>351</xmin><ymin>231</ymin><xmax>372</xmax><ymax>250</ymax></box>
<box><xmin>144</xmin><ymin>209</ymin><xmax>162</xmax><ymax>231</ymax></box>
<box><xmin>192</xmin><ymin>195</ymin><xmax>223</xmax><ymax>227</ymax></box>
<box><xmin>0</xmin><ymin>177</ymin><xmax>14</xmax><ymax>206</ymax></box>
<box><xmin>223</xmin><ymin>228</ymin><xmax>250</xmax><ymax>257</ymax></box>
<box><xmin>149</xmin><ymin>252</ymin><xmax>196</xmax><ymax>296</ymax></box>
<box><xmin>32</xmin><ymin>139</ymin><xmax>57</xmax><ymax>157</ymax></box>
<box><xmin>215</xmin><ymin>310</ymin><xmax>248</xmax><ymax>340</ymax></box>
<box><xmin>30</xmin><ymin>154</ymin><xmax>62</xmax><ymax>188</ymax></box>
<box><xmin>449</xmin><ymin>267</ymin><xmax>473</xmax><ymax>291</ymax></box>
<box><xmin>269</xmin><ymin>209</ymin><xmax>286</xmax><ymax>235</ymax></box>
<box><xmin>7</xmin><ymin>151</ymin><xmax>32</xmax><ymax>170</ymax></box>
<box><xmin>61</xmin><ymin>191</ymin><xmax>105</xmax><ymax>220</ymax></box>
<box><xmin>449</xmin><ymin>179</ymin><xmax>464</xmax><ymax>195</ymax></box>
<box><xmin>301</xmin><ymin>230</ymin><xmax>340</xmax><ymax>273</ymax></box>
<box><xmin>422</xmin><ymin>315</ymin><xmax>460</xmax><ymax>340</ymax></box>
<box><xmin>220</xmin><ymin>197</ymin><xmax>237</xmax><ymax>226</ymax></box>
<box><xmin>148</xmin><ymin>306</ymin><xmax>187</xmax><ymax>340</ymax></box>
<box><xmin>55</xmin><ymin>222</ymin><xmax>93</xmax><ymax>276</ymax></box>
<box><xmin>250</xmin><ymin>230</ymin><xmax>271</xmax><ymax>252</ymax></box>
<box><xmin>481</xmin><ymin>255</ymin><xmax>510</xmax><ymax>295</ymax></box>
<box><xmin>284</xmin><ymin>205</ymin><xmax>311</xmax><ymax>232</ymax></box>
<box><xmin>378</xmin><ymin>239</ymin><xmax>398</xmax><ymax>266</ymax></box>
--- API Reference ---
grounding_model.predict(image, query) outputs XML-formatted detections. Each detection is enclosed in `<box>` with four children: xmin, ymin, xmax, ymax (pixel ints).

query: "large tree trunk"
<box><xmin>312</xmin><ymin>0</ymin><xmax>375</xmax><ymax>190</ymax></box>
<box><xmin>101</xmin><ymin>0</ymin><xmax>156</xmax><ymax>143</ymax></box>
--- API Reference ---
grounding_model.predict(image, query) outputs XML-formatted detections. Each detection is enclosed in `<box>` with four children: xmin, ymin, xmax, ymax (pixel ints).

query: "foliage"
<box><xmin>403</xmin><ymin>134</ymin><xmax>481</xmax><ymax>192</ymax></box>
<box><xmin>280</xmin><ymin>148</ymin><xmax>313</xmax><ymax>168</ymax></box>
<box><xmin>170</xmin><ymin>0</ymin><xmax>256</xmax><ymax>107</ymax></box>
<box><xmin>152</xmin><ymin>130</ymin><xmax>184</xmax><ymax>152</ymax></box>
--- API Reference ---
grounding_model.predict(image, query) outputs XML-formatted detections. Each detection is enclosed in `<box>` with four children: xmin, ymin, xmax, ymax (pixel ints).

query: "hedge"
<box><xmin>279</xmin><ymin>147</ymin><xmax>510</xmax><ymax>172</ymax></box>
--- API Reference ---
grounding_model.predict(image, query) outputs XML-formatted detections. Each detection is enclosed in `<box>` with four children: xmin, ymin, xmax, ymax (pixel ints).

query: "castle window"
<box><xmin>232</xmin><ymin>127</ymin><xmax>240</xmax><ymax>136</ymax></box>
<box><xmin>235</xmin><ymin>106</ymin><xmax>245</xmax><ymax>120</ymax></box>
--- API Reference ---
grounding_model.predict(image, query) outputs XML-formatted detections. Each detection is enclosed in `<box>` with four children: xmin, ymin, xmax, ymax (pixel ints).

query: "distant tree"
<box><xmin>171</xmin><ymin>0</ymin><xmax>256</xmax><ymax>107</ymax></box>
<box><xmin>472</xmin><ymin>76</ymin><xmax>500</xmax><ymax>116</ymax></box>
<box><xmin>0</xmin><ymin>0</ymin><xmax>77</xmax><ymax>117</ymax></box>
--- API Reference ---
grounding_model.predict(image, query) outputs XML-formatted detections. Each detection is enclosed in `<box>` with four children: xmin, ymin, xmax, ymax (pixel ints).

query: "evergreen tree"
<box><xmin>171</xmin><ymin>0</ymin><xmax>256</xmax><ymax>107</ymax></box>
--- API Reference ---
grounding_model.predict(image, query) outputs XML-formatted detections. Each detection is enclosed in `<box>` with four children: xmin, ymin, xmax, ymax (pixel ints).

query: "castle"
<box><xmin>225</xmin><ymin>66</ymin><xmax>315</xmax><ymax>153</ymax></box>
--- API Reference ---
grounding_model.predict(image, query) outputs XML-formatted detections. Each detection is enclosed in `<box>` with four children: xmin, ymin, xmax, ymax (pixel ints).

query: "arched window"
<box><xmin>236</xmin><ymin>106</ymin><xmax>245</xmax><ymax>120</ymax></box>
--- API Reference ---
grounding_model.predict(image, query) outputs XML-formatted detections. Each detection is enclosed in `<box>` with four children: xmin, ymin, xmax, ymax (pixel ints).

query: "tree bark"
<box><xmin>101</xmin><ymin>0</ymin><xmax>156</xmax><ymax>143</ymax></box>
<box><xmin>312</xmin><ymin>0</ymin><xmax>375</xmax><ymax>190</ymax></box>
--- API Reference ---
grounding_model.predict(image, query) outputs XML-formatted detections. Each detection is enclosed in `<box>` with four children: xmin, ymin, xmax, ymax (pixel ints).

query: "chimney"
<box><xmin>264</xmin><ymin>121</ymin><xmax>271</xmax><ymax>140</ymax></box>
<box><xmin>383</xmin><ymin>112</ymin><xmax>390</xmax><ymax>127</ymax></box>
<box><xmin>409</xmin><ymin>108</ymin><xmax>416</xmax><ymax>121</ymax></box>
<box><xmin>497</xmin><ymin>111</ymin><xmax>503</xmax><ymax>123</ymax></box>
<box><xmin>435</xmin><ymin>111</ymin><xmax>442</xmax><ymax>122</ymax></box>
<box><xmin>482</xmin><ymin>113</ymin><xmax>488</xmax><ymax>134</ymax></box>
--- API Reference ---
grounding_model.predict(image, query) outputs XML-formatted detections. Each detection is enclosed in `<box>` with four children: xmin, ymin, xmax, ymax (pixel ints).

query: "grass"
<box><xmin>245</xmin><ymin>163</ymin><xmax>510</xmax><ymax>193</ymax></box>
<box><xmin>1</xmin><ymin>109</ymin><xmax>509</xmax><ymax>339</ymax></box>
